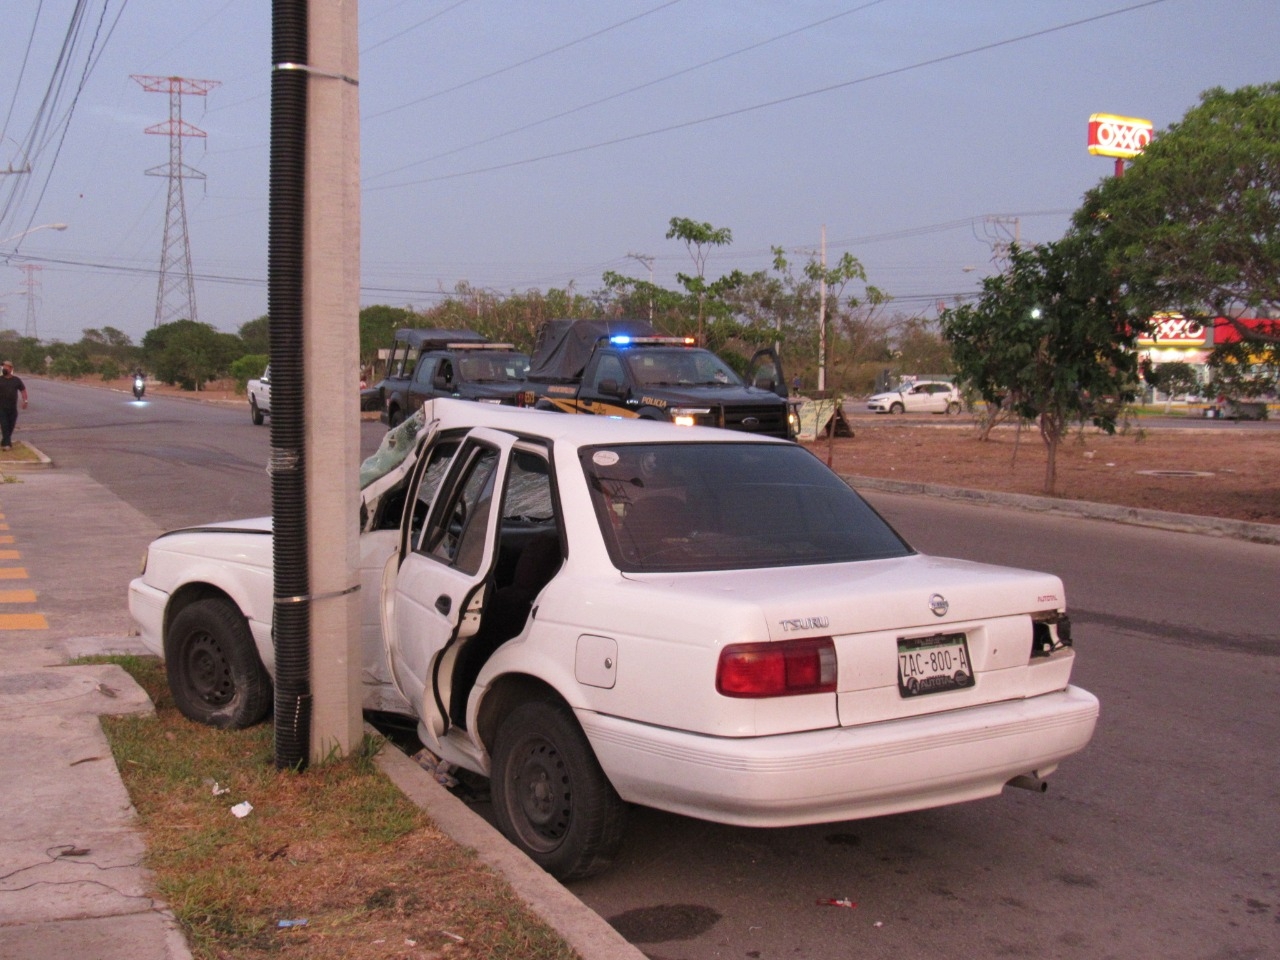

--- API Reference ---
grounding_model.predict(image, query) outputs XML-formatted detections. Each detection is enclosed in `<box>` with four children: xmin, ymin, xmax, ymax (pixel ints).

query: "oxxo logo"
<box><xmin>1139</xmin><ymin>314</ymin><xmax>1206</xmax><ymax>345</ymax></box>
<box><xmin>1087</xmin><ymin>114</ymin><xmax>1153</xmax><ymax>159</ymax></box>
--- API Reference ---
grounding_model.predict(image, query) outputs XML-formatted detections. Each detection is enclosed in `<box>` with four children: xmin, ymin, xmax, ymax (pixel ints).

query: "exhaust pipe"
<box><xmin>1006</xmin><ymin>773</ymin><xmax>1049</xmax><ymax>793</ymax></box>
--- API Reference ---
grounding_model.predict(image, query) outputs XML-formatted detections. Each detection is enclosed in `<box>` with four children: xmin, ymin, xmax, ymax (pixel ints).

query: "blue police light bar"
<box><xmin>610</xmin><ymin>335</ymin><xmax>632</xmax><ymax>345</ymax></box>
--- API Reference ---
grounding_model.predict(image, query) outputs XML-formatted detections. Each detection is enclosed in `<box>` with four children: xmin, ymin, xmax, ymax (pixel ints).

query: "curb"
<box><xmin>0</xmin><ymin>441</ymin><xmax>52</xmax><ymax>470</ymax></box>
<box><xmin>373</xmin><ymin>732</ymin><xmax>645</xmax><ymax>960</ymax></box>
<box><xmin>843</xmin><ymin>474</ymin><xmax>1280</xmax><ymax>545</ymax></box>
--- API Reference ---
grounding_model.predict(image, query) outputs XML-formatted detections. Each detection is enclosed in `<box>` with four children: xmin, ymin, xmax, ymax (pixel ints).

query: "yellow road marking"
<box><xmin>0</xmin><ymin>613</ymin><xmax>48</xmax><ymax>629</ymax></box>
<box><xmin>0</xmin><ymin>550</ymin><xmax>19</xmax><ymax>561</ymax></box>
<box><xmin>0</xmin><ymin>567</ymin><xmax>28</xmax><ymax>579</ymax></box>
<box><xmin>0</xmin><ymin>589</ymin><xmax>37</xmax><ymax>602</ymax></box>
<box><xmin>0</xmin><ymin>536</ymin><xmax>13</xmax><ymax>544</ymax></box>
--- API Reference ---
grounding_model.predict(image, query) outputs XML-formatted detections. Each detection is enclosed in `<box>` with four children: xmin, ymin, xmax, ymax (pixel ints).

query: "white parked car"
<box><xmin>867</xmin><ymin>380</ymin><xmax>962</xmax><ymax>414</ymax></box>
<box><xmin>129</xmin><ymin>399</ymin><xmax>1097</xmax><ymax>878</ymax></box>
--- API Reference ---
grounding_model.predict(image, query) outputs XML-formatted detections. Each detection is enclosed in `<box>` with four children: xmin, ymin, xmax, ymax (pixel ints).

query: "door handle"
<box><xmin>435</xmin><ymin>595</ymin><xmax>451</xmax><ymax>615</ymax></box>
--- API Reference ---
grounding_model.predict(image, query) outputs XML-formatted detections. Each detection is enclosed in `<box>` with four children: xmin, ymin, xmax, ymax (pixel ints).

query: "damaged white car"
<box><xmin>129</xmin><ymin>398</ymin><xmax>1097</xmax><ymax>879</ymax></box>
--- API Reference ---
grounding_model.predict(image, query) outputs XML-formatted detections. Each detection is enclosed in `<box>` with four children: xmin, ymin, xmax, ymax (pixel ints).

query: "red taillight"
<box><xmin>716</xmin><ymin>637</ymin><xmax>837</xmax><ymax>698</ymax></box>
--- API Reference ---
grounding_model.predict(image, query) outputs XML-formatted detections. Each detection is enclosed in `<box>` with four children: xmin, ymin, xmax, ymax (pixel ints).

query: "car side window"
<box><xmin>413</xmin><ymin>357</ymin><xmax>437</xmax><ymax>387</ymax></box>
<box><xmin>401</xmin><ymin>437</ymin><xmax>461</xmax><ymax>538</ymax></box>
<box><xmin>588</xmin><ymin>354</ymin><xmax>625</xmax><ymax>393</ymax></box>
<box><xmin>420</xmin><ymin>443</ymin><xmax>499</xmax><ymax>575</ymax></box>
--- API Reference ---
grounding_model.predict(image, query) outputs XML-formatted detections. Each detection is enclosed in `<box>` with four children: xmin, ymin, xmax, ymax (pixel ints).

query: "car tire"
<box><xmin>491</xmin><ymin>699</ymin><xmax>626</xmax><ymax>880</ymax></box>
<box><xmin>165</xmin><ymin>598</ymin><xmax>272</xmax><ymax>730</ymax></box>
<box><xmin>250</xmin><ymin>397</ymin><xmax>264</xmax><ymax>425</ymax></box>
<box><xmin>890</xmin><ymin>401</ymin><xmax>904</xmax><ymax>414</ymax></box>
<box><xmin>946</xmin><ymin>401</ymin><xmax>961</xmax><ymax>415</ymax></box>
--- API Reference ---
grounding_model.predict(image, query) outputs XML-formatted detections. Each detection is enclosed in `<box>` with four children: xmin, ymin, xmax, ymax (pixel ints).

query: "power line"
<box><xmin>364</xmin><ymin>0</ymin><xmax>893</xmax><ymax>183</ymax></box>
<box><xmin>369</xmin><ymin>0</ymin><xmax>1171</xmax><ymax>191</ymax></box>
<box><xmin>365</xmin><ymin>0</ymin><xmax>684</xmax><ymax>122</ymax></box>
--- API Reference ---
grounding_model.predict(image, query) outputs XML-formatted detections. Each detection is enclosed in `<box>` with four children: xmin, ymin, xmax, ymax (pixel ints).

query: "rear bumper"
<box><xmin>580</xmin><ymin>685</ymin><xmax>1098</xmax><ymax>826</ymax></box>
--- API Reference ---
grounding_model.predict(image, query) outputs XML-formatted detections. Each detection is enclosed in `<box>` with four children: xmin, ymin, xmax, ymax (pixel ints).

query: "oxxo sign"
<box><xmin>1137</xmin><ymin>314</ymin><xmax>1206</xmax><ymax>346</ymax></box>
<box><xmin>1087</xmin><ymin>113</ymin><xmax>1154</xmax><ymax>159</ymax></box>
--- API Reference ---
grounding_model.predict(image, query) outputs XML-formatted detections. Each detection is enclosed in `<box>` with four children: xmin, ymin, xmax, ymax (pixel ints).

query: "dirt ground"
<box><xmin>806</xmin><ymin>417</ymin><xmax>1280</xmax><ymax>525</ymax></box>
<box><xmin>94</xmin><ymin>377</ymin><xmax>1280</xmax><ymax>526</ymax></box>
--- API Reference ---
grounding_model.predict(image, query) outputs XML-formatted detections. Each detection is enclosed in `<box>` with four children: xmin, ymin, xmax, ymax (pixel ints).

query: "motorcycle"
<box><xmin>132</xmin><ymin>375</ymin><xmax>146</xmax><ymax>400</ymax></box>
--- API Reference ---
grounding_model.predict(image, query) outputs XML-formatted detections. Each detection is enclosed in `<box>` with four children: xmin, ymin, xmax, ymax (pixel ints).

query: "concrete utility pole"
<box><xmin>625</xmin><ymin>252</ymin><xmax>655</xmax><ymax>320</ymax></box>
<box><xmin>131</xmin><ymin>75</ymin><xmax>220</xmax><ymax>327</ymax></box>
<box><xmin>304</xmin><ymin>1</ymin><xmax>363</xmax><ymax>761</ymax></box>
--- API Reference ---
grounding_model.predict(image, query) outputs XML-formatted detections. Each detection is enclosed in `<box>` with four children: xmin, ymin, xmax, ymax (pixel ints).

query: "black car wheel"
<box><xmin>165</xmin><ymin>598</ymin><xmax>272</xmax><ymax>729</ymax></box>
<box><xmin>491</xmin><ymin>699</ymin><xmax>626</xmax><ymax>880</ymax></box>
<box><xmin>250</xmin><ymin>397</ymin><xmax>264</xmax><ymax>425</ymax></box>
<box><xmin>890</xmin><ymin>401</ymin><xmax>905</xmax><ymax>414</ymax></box>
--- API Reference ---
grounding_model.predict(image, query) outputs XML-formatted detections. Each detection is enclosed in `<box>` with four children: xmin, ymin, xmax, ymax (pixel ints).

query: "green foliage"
<box><xmin>237</xmin><ymin>314</ymin><xmax>270</xmax><ymax>355</ymax></box>
<box><xmin>48</xmin><ymin>346</ymin><xmax>95</xmax><ymax>378</ymax></box>
<box><xmin>1207</xmin><ymin>325</ymin><xmax>1280</xmax><ymax>397</ymax></box>
<box><xmin>1074</xmin><ymin>82</ymin><xmax>1280</xmax><ymax>372</ymax></box>
<box><xmin>1147</xmin><ymin>360</ymin><xmax>1201</xmax><ymax>398</ymax></box>
<box><xmin>141</xmin><ymin>319</ymin><xmax>243</xmax><ymax>390</ymax></box>
<box><xmin>0</xmin><ymin>334</ymin><xmax>47</xmax><ymax>372</ymax></box>
<box><xmin>229</xmin><ymin>354</ymin><xmax>268</xmax><ymax>393</ymax></box>
<box><xmin>358</xmin><ymin>304</ymin><xmax>419</xmax><ymax>366</ymax></box>
<box><xmin>99</xmin><ymin>359</ymin><xmax>122</xmax><ymax>382</ymax></box>
<box><xmin>939</xmin><ymin>237</ymin><xmax>1140</xmax><ymax>493</ymax></box>
<box><xmin>666</xmin><ymin>216</ymin><xmax>736</xmax><ymax>342</ymax></box>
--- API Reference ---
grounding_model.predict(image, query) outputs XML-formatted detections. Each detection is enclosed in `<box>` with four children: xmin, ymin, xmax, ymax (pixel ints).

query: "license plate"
<box><xmin>897</xmin><ymin>632</ymin><xmax>975</xmax><ymax>697</ymax></box>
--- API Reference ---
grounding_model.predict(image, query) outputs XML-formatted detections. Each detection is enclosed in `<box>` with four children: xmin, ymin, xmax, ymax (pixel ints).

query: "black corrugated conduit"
<box><xmin>269</xmin><ymin>0</ymin><xmax>310</xmax><ymax>770</ymax></box>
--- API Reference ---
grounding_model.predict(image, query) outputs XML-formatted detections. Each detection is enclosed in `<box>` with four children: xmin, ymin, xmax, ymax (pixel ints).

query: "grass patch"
<box><xmin>100</xmin><ymin>656</ymin><xmax>579</xmax><ymax>960</ymax></box>
<box><xmin>0</xmin><ymin>441</ymin><xmax>42</xmax><ymax>462</ymax></box>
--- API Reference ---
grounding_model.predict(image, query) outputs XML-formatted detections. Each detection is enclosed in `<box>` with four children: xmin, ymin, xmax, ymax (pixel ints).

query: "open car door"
<box><xmin>746</xmin><ymin>347</ymin><xmax>788</xmax><ymax>399</ymax></box>
<box><xmin>383</xmin><ymin>427</ymin><xmax>516</xmax><ymax>745</ymax></box>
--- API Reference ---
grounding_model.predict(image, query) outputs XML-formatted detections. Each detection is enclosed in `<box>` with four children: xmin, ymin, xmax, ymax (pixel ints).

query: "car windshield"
<box><xmin>622</xmin><ymin>348</ymin><xmax>743</xmax><ymax>387</ymax></box>
<box><xmin>581</xmin><ymin>442</ymin><xmax>912</xmax><ymax>572</ymax></box>
<box><xmin>457</xmin><ymin>353</ymin><xmax>529</xmax><ymax>382</ymax></box>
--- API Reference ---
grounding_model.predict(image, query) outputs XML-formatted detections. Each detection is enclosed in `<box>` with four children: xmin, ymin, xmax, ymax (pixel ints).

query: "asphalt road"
<box><xmin>15</xmin><ymin>378</ymin><xmax>1280</xmax><ymax>960</ymax></box>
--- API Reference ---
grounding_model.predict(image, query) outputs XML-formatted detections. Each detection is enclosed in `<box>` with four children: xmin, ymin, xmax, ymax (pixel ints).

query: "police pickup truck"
<box><xmin>375</xmin><ymin>328</ymin><xmax>530</xmax><ymax>427</ymax></box>
<box><xmin>515</xmin><ymin>319</ymin><xmax>794</xmax><ymax>438</ymax></box>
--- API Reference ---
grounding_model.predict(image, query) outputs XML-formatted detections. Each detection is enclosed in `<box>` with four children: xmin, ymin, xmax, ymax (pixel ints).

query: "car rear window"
<box><xmin>581</xmin><ymin>442</ymin><xmax>912</xmax><ymax>572</ymax></box>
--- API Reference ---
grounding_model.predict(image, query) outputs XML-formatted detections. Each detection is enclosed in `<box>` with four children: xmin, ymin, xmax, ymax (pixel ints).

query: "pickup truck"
<box><xmin>375</xmin><ymin>329</ymin><xmax>530</xmax><ymax>427</ymax></box>
<box><xmin>516</xmin><ymin>319</ymin><xmax>794</xmax><ymax>438</ymax></box>
<box><xmin>248</xmin><ymin>366</ymin><xmax>271</xmax><ymax>425</ymax></box>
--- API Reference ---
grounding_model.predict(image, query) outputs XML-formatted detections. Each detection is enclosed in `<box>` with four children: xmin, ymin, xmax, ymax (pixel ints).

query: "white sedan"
<box><xmin>129</xmin><ymin>399</ymin><xmax>1097</xmax><ymax>879</ymax></box>
<box><xmin>867</xmin><ymin>380</ymin><xmax>962</xmax><ymax>414</ymax></box>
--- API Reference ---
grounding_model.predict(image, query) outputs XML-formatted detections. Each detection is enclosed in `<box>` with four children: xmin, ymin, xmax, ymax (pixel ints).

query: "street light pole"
<box><xmin>0</xmin><ymin>223</ymin><xmax>69</xmax><ymax>247</ymax></box>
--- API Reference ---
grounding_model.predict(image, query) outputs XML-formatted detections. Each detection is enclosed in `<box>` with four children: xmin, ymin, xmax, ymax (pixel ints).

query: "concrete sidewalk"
<box><xmin>0</xmin><ymin>640</ymin><xmax>193</xmax><ymax>959</ymax></box>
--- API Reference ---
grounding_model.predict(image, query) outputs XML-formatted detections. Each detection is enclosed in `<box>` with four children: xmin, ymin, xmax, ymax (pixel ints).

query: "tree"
<box><xmin>1147</xmin><ymin>360</ymin><xmax>1200</xmax><ymax>401</ymax></box>
<box><xmin>1074</xmin><ymin>82</ymin><xmax>1280</xmax><ymax>371</ymax></box>
<box><xmin>238</xmin><ymin>314</ymin><xmax>270</xmax><ymax>355</ymax></box>
<box><xmin>141</xmin><ymin>320</ymin><xmax>243</xmax><ymax>390</ymax></box>
<box><xmin>666</xmin><ymin>216</ymin><xmax>734</xmax><ymax>345</ymax></box>
<box><xmin>939</xmin><ymin>238</ymin><xmax>1139</xmax><ymax>494</ymax></box>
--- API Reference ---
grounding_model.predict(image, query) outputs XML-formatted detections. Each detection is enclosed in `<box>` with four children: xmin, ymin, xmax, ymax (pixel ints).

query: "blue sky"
<box><xmin>2</xmin><ymin>0</ymin><xmax>1277</xmax><ymax>344</ymax></box>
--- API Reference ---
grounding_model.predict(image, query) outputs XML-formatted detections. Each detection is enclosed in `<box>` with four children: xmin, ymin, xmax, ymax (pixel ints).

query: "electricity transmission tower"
<box><xmin>17</xmin><ymin>263</ymin><xmax>43</xmax><ymax>338</ymax></box>
<box><xmin>977</xmin><ymin>215</ymin><xmax>1020</xmax><ymax>270</ymax></box>
<box><xmin>131</xmin><ymin>75</ymin><xmax>220</xmax><ymax>327</ymax></box>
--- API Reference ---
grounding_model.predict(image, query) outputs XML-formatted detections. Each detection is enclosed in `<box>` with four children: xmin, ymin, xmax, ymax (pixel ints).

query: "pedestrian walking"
<box><xmin>0</xmin><ymin>361</ymin><xmax>29</xmax><ymax>451</ymax></box>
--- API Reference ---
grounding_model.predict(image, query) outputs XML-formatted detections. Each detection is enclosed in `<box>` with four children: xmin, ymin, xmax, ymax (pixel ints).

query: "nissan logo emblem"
<box><xmin>742</xmin><ymin>416</ymin><xmax>760</xmax><ymax>428</ymax></box>
<box><xmin>929</xmin><ymin>594</ymin><xmax>949</xmax><ymax>617</ymax></box>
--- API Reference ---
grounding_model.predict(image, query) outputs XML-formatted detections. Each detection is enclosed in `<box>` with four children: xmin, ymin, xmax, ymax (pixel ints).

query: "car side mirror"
<box><xmin>598</xmin><ymin>378</ymin><xmax>625</xmax><ymax>398</ymax></box>
<box><xmin>433</xmin><ymin>375</ymin><xmax>451</xmax><ymax>391</ymax></box>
